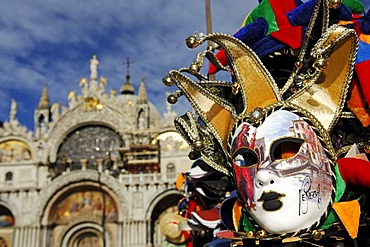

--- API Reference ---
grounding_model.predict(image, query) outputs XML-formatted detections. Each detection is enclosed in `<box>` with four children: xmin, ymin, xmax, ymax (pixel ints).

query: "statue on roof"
<box><xmin>9</xmin><ymin>99</ymin><xmax>17</xmax><ymax>123</ymax></box>
<box><xmin>90</xmin><ymin>55</ymin><xmax>99</xmax><ymax>81</ymax></box>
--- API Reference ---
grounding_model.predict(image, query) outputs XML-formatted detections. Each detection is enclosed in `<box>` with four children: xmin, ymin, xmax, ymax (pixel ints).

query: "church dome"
<box><xmin>120</xmin><ymin>76</ymin><xmax>135</xmax><ymax>94</ymax></box>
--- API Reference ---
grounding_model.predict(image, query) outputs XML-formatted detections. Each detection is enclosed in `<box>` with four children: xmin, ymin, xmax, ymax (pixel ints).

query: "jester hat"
<box><xmin>163</xmin><ymin>0</ymin><xmax>370</xmax><ymax>241</ymax></box>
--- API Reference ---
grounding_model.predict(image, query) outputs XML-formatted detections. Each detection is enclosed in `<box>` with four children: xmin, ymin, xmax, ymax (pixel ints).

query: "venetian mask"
<box><xmin>163</xmin><ymin>0</ymin><xmax>357</xmax><ymax>236</ymax></box>
<box><xmin>230</xmin><ymin>109</ymin><xmax>333</xmax><ymax>234</ymax></box>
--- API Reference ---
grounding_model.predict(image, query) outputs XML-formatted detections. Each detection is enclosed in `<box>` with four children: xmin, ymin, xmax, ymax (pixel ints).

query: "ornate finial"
<box><xmin>90</xmin><ymin>55</ymin><xmax>99</xmax><ymax>80</ymax></box>
<box><xmin>123</xmin><ymin>57</ymin><xmax>134</xmax><ymax>82</ymax></box>
<box><xmin>100</xmin><ymin>76</ymin><xmax>107</xmax><ymax>85</ymax></box>
<box><xmin>79</xmin><ymin>78</ymin><xmax>88</xmax><ymax>87</ymax></box>
<box><xmin>120</xmin><ymin>57</ymin><xmax>135</xmax><ymax>94</ymax></box>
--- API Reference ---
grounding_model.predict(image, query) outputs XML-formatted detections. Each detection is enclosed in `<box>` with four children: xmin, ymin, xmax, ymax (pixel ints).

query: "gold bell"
<box><xmin>186</xmin><ymin>35</ymin><xmax>199</xmax><ymax>49</ymax></box>
<box><xmin>330</xmin><ymin>0</ymin><xmax>342</xmax><ymax>9</ymax></box>
<box><xmin>162</xmin><ymin>75</ymin><xmax>174</xmax><ymax>86</ymax></box>
<box><xmin>313</xmin><ymin>57</ymin><xmax>328</xmax><ymax>71</ymax></box>
<box><xmin>167</xmin><ymin>94</ymin><xmax>178</xmax><ymax>104</ymax></box>
<box><xmin>192</xmin><ymin>139</ymin><xmax>203</xmax><ymax>151</ymax></box>
<box><xmin>189</xmin><ymin>63</ymin><xmax>200</xmax><ymax>73</ymax></box>
<box><xmin>188</xmin><ymin>151</ymin><xmax>197</xmax><ymax>160</ymax></box>
<box><xmin>312</xmin><ymin>230</ymin><xmax>324</xmax><ymax>241</ymax></box>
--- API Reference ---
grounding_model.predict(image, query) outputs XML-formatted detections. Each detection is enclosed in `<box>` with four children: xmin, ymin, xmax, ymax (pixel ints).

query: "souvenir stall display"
<box><xmin>163</xmin><ymin>0</ymin><xmax>370</xmax><ymax>246</ymax></box>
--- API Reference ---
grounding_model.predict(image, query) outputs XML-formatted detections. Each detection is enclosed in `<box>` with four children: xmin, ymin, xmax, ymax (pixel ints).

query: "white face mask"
<box><xmin>231</xmin><ymin>110</ymin><xmax>333</xmax><ymax>234</ymax></box>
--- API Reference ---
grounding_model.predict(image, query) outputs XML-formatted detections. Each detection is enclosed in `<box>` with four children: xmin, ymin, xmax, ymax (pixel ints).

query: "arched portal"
<box><xmin>70</xmin><ymin>230</ymin><xmax>101</xmax><ymax>247</ymax></box>
<box><xmin>0</xmin><ymin>237</ymin><xmax>8</xmax><ymax>247</ymax></box>
<box><xmin>0</xmin><ymin>205</ymin><xmax>15</xmax><ymax>227</ymax></box>
<box><xmin>0</xmin><ymin>204</ymin><xmax>15</xmax><ymax>247</ymax></box>
<box><xmin>41</xmin><ymin>181</ymin><xmax>120</xmax><ymax>246</ymax></box>
<box><xmin>148</xmin><ymin>192</ymin><xmax>184</xmax><ymax>246</ymax></box>
<box><xmin>60</xmin><ymin>222</ymin><xmax>110</xmax><ymax>247</ymax></box>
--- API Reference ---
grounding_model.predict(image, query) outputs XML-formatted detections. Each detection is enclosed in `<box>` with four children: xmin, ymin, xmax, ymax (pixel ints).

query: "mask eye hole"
<box><xmin>270</xmin><ymin>138</ymin><xmax>304</xmax><ymax>161</ymax></box>
<box><xmin>232</xmin><ymin>148</ymin><xmax>258</xmax><ymax>167</ymax></box>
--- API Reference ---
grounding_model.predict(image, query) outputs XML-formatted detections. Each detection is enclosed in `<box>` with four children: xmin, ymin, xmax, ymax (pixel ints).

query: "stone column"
<box><xmin>96</xmin><ymin>159</ymin><xmax>104</xmax><ymax>173</ymax></box>
<box><xmin>67</xmin><ymin>159</ymin><xmax>73</xmax><ymax>173</ymax></box>
<box><xmin>112</xmin><ymin>158</ymin><xmax>118</xmax><ymax>170</ymax></box>
<box><xmin>80</xmin><ymin>159</ymin><xmax>88</xmax><ymax>171</ymax></box>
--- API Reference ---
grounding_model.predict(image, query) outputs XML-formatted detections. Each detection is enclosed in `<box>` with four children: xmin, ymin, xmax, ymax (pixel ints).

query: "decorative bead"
<box><xmin>256</xmin><ymin>230</ymin><xmax>268</xmax><ymax>238</ymax></box>
<box><xmin>162</xmin><ymin>75</ymin><xmax>174</xmax><ymax>86</ymax></box>
<box><xmin>245</xmin><ymin>231</ymin><xmax>255</xmax><ymax>238</ymax></box>
<box><xmin>295</xmin><ymin>61</ymin><xmax>303</xmax><ymax>69</ymax></box>
<box><xmin>303</xmin><ymin>79</ymin><xmax>310</xmax><ymax>86</ymax></box>
<box><xmin>316</xmin><ymin>48</ymin><xmax>323</xmax><ymax>54</ymax></box>
<box><xmin>330</xmin><ymin>0</ymin><xmax>342</xmax><ymax>9</ymax></box>
<box><xmin>290</xmin><ymin>87</ymin><xmax>297</xmax><ymax>94</ymax></box>
<box><xmin>364</xmin><ymin>145</ymin><xmax>370</xmax><ymax>154</ymax></box>
<box><xmin>232</xmin><ymin>83</ymin><xmax>240</xmax><ymax>95</ymax></box>
<box><xmin>252</xmin><ymin>109</ymin><xmax>262</xmax><ymax>119</ymax></box>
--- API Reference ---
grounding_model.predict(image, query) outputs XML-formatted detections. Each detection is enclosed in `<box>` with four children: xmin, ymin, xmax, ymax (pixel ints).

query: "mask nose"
<box><xmin>255</xmin><ymin>170</ymin><xmax>279</xmax><ymax>188</ymax></box>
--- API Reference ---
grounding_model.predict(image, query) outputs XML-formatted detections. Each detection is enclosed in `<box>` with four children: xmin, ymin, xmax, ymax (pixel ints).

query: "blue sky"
<box><xmin>0</xmin><ymin>1</ymin><xmax>369</xmax><ymax>130</ymax></box>
<box><xmin>0</xmin><ymin>0</ymin><xmax>256</xmax><ymax>130</ymax></box>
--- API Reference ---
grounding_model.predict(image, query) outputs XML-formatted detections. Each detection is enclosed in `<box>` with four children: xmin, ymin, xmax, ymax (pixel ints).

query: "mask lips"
<box><xmin>257</xmin><ymin>191</ymin><xmax>286</xmax><ymax>211</ymax></box>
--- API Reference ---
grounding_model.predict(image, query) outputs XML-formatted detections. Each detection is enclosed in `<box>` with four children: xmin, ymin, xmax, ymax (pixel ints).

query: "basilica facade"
<box><xmin>0</xmin><ymin>55</ymin><xmax>191</xmax><ymax>247</ymax></box>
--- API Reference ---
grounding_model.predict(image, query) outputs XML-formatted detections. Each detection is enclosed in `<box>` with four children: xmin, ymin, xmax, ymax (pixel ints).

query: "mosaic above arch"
<box><xmin>48</xmin><ymin>188</ymin><xmax>118</xmax><ymax>224</ymax></box>
<box><xmin>0</xmin><ymin>140</ymin><xmax>32</xmax><ymax>163</ymax></box>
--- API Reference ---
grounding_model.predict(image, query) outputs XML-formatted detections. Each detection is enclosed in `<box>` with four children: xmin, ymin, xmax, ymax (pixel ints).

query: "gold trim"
<box><xmin>288</xmin><ymin>26</ymin><xmax>358</xmax><ymax>132</ymax></box>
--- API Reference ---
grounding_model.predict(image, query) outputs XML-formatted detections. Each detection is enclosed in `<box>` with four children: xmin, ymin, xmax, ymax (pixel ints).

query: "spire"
<box><xmin>38</xmin><ymin>82</ymin><xmax>50</xmax><ymax>110</ymax></box>
<box><xmin>120</xmin><ymin>57</ymin><xmax>135</xmax><ymax>94</ymax></box>
<box><xmin>137</xmin><ymin>76</ymin><xmax>148</xmax><ymax>104</ymax></box>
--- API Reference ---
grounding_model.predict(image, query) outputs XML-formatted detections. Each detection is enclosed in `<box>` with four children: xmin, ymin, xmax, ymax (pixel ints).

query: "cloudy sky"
<box><xmin>0</xmin><ymin>1</ymin><xmax>369</xmax><ymax>130</ymax></box>
<box><xmin>0</xmin><ymin>0</ymin><xmax>257</xmax><ymax>130</ymax></box>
